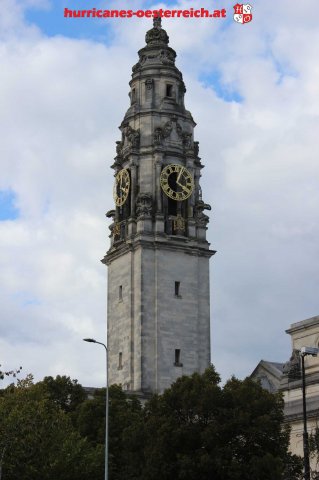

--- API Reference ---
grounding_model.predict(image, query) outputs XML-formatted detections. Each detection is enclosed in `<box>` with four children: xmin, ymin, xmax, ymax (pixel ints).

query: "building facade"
<box><xmin>102</xmin><ymin>19</ymin><xmax>215</xmax><ymax>396</ymax></box>
<box><xmin>251</xmin><ymin>315</ymin><xmax>319</xmax><ymax>475</ymax></box>
<box><xmin>281</xmin><ymin>315</ymin><xmax>319</xmax><ymax>473</ymax></box>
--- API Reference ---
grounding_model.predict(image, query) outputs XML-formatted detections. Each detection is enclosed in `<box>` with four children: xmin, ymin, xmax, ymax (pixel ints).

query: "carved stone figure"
<box><xmin>153</xmin><ymin>127</ymin><xmax>163</xmax><ymax>145</ymax></box>
<box><xmin>106</xmin><ymin>209</ymin><xmax>116</xmax><ymax>221</ymax></box>
<box><xmin>159</xmin><ymin>49</ymin><xmax>175</xmax><ymax>65</ymax></box>
<box><xmin>173</xmin><ymin>214</ymin><xmax>186</xmax><ymax>232</ymax></box>
<box><xmin>194</xmin><ymin>201</ymin><xmax>211</xmax><ymax>227</ymax></box>
<box><xmin>145</xmin><ymin>19</ymin><xmax>169</xmax><ymax>46</ymax></box>
<box><xmin>163</xmin><ymin>121</ymin><xmax>173</xmax><ymax>138</ymax></box>
<box><xmin>194</xmin><ymin>141</ymin><xmax>199</xmax><ymax>156</ymax></box>
<box><xmin>132</xmin><ymin>62</ymin><xmax>141</xmax><ymax>73</ymax></box>
<box><xmin>125</xmin><ymin>125</ymin><xmax>140</xmax><ymax>148</ymax></box>
<box><xmin>145</xmin><ymin>78</ymin><xmax>154</xmax><ymax>90</ymax></box>
<box><xmin>283</xmin><ymin>349</ymin><xmax>301</xmax><ymax>380</ymax></box>
<box><xmin>182</xmin><ymin>133</ymin><xmax>192</xmax><ymax>148</ymax></box>
<box><xmin>136</xmin><ymin>193</ymin><xmax>153</xmax><ymax>217</ymax></box>
<box><xmin>176</xmin><ymin>121</ymin><xmax>183</xmax><ymax>137</ymax></box>
<box><xmin>116</xmin><ymin>141</ymin><xmax>123</xmax><ymax>156</ymax></box>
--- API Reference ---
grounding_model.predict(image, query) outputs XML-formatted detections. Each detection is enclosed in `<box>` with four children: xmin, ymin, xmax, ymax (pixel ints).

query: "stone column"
<box><xmin>128</xmin><ymin>157</ymin><xmax>137</xmax><ymax>236</ymax></box>
<box><xmin>155</xmin><ymin>151</ymin><xmax>165</xmax><ymax>233</ymax></box>
<box><xmin>155</xmin><ymin>153</ymin><xmax>163</xmax><ymax>213</ymax></box>
<box><xmin>130</xmin><ymin>159</ymin><xmax>137</xmax><ymax>217</ymax></box>
<box><xmin>186</xmin><ymin>157</ymin><xmax>196</xmax><ymax>238</ymax></box>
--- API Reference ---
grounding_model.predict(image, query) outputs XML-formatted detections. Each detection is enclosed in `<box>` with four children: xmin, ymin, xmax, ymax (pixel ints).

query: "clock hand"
<box><xmin>176</xmin><ymin>167</ymin><xmax>185</xmax><ymax>186</ymax></box>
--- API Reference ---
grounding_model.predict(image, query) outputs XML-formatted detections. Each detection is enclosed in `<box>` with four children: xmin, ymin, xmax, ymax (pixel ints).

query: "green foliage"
<box><xmin>0</xmin><ymin>364</ymin><xmax>22</xmax><ymax>381</ymax></box>
<box><xmin>35</xmin><ymin>374</ymin><xmax>87</xmax><ymax>413</ymax></box>
<box><xmin>309</xmin><ymin>427</ymin><xmax>319</xmax><ymax>477</ymax></box>
<box><xmin>127</xmin><ymin>367</ymin><xmax>302</xmax><ymax>480</ymax></box>
<box><xmin>0</xmin><ymin>366</ymin><xmax>303</xmax><ymax>480</ymax></box>
<box><xmin>0</xmin><ymin>375</ymin><xmax>103</xmax><ymax>480</ymax></box>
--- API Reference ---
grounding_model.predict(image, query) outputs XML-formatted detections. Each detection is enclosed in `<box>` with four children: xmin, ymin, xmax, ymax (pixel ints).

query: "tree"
<box><xmin>124</xmin><ymin>367</ymin><xmax>303</xmax><ymax>480</ymax></box>
<box><xmin>75</xmin><ymin>384</ymin><xmax>144</xmax><ymax>479</ymax></box>
<box><xmin>0</xmin><ymin>375</ymin><xmax>103</xmax><ymax>480</ymax></box>
<box><xmin>35</xmin><ymin>374</ymin><xmax>87</xmax><ymax>414</ymax></box>
<box><xmin>0</xmin><ymin>367</ymin><xmax>303</xmax><ymax>480</ymax></box>
<box><xmin>309</xmin><ymin>427</ymin><xmax>319</xmax><ymax>478</ymax></box>
<box><xmin>0</xmin><ymin>364</ymin><xmax>22</xmax><ymax>381</ymax></box>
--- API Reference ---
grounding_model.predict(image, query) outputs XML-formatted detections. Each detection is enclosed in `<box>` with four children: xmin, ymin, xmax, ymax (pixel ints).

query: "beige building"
<box><xmin>251</xmin><ymin>315</ymin><xmax>319</xmax><ymax>475</ymax></box>
<box><xmin>281</xmin><ymin>315</ymin><xmax>319</xmax><ymax>474</ymax></box>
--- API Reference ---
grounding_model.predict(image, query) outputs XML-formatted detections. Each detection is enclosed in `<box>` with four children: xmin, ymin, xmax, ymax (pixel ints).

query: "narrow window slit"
<box><xmin>118</xmin><ymin>352</ymin><xmax>123</xmax><ymax>370</ymax></box>
<box><xmin>174</xmin><ymin>349</ymin><xmax>183</xmax><ymax>367</ymax></box>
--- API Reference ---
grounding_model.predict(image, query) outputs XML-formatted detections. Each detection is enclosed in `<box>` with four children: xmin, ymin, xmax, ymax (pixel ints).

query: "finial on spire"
<box><xmin>145</xmin><ymin>16</ymin><xmax>169</xmax><ymax>46</ymax></box>
<box><xmin>153</xmin><ymin>16</ymin><xmax>161</xmax><ymax>29</ymax></box>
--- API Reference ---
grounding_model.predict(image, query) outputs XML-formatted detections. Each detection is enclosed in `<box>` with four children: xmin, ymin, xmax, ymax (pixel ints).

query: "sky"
<box><xmin>1</xmin><ymin>0</ymin><xmax>319</xmax><ymax>388</ymax></box>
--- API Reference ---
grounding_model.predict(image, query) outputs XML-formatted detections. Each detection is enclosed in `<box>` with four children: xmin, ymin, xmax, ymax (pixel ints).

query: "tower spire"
<box><xmin>153</xmin><ymin>16</ymin><xmax>161</xmax><ymax>29</ymax></box>
<box><xmin>103</xmin><ymin>21</ymin><xmax>215</xmax><ymax>396</ymax></box>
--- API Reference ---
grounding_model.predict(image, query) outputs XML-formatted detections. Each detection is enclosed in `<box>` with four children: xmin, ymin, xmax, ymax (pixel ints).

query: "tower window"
<box><xmin>174</xmin><ymin>349</ymin><xmax>183</xmax><ymax>367</ymax></box>
<box><xmin>119</xmin><ymin>285</ymin><xmax>123</xmax><ymax>301</ymax></box>
<box><xmin>166</xmin><ymin>84</ymin><xmax>173</xmax><ymax>97</ymax></box>
<box><xmin>118</xmin><ymin>352</ymin><xmax>123</xmax><ymax>370</ymax></box>
<box><xmin>131</xmin><ymin>88</ymin><xmax>136</xmax><ymax>104</ymax></box>
<box><xmin>175</xmin><ymin>281</ymin><xmax>181</xmax><ymax>297</ymax></box>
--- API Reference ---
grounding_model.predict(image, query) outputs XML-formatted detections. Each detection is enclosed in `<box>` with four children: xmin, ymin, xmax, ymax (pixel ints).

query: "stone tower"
<box><xmin>102</xmin><ymin>19</ymin><xmax>215</xmax><ymax>396</ymax></box>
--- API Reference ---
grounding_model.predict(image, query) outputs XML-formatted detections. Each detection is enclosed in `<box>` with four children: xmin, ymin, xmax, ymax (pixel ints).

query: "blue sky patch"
<box><xmin>25</xmin><ymin>0</ymin><xmax>116</xmax><ymax>44</ymax></box>
<box><xmin>0</xmin><ymin>190</ymin><xmax>20</xmax><ymax>221</ymax></box>
<box><xmin>199</xmin><ymin>71</ymin><xmax>243</xmax><ymax>103</ymax></box>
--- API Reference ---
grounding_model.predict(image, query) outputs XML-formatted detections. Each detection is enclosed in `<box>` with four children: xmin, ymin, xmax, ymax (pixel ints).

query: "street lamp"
<box><xmin>299</xmin><ymin>346</ymin><xmax>319</xmax><ymax>480</ymax></box>
<box><xmin>83</xmin><ymin>338</ymin><xmax>108</xmax><ymax>480</ymax></box>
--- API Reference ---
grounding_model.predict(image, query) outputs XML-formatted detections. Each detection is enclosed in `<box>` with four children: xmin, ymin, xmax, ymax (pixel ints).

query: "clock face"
<box><xmin>160</xmin><ymin>164</ymin><xmax>194</xmax><ymax>201</ymax></box>
<box><xmin>113</xmin><ymin>169</ymin><xmax>130</xmax><ymax>207</ymax></box>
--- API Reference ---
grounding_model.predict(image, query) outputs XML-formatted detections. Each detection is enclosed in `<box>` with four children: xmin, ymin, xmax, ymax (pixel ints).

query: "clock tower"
<box><xmin>102</xmin><ymin>19</ymin><xmax>215</xmax><ymax>395</ymax></box>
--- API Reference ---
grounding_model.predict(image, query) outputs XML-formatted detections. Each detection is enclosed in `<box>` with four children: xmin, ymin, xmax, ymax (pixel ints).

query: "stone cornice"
<box><xmin>102</xmin><ymin>235</ymin><xmax>216</xmax><ymax>265</ymax></box>
<box><xmin>283</xmin><ymin>394</ymin><xmax>319</xmax><ymax>422</ymax></box>
<box><xmin>122</xmin><ymin>108</ymin><xmax>196</xmax><ymax>127</ymax></box>
<box><xmin>286</xmin><ymin>315</ymin><xmax>319</xmax><ymax>334</ymax></box>
<box><xmin>280</xmin><ymin>371</ymin><xmax>319</xmax><ymax>391</ymax></box>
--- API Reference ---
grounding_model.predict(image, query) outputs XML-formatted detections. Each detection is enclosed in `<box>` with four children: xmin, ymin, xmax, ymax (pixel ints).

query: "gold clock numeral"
<box><xmin>176</xmin><ymin>192</ymin><xmax>184</xmax><ymax>201</ymax></box>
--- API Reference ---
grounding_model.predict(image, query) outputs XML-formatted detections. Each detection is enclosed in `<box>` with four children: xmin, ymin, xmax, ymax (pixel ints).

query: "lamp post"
<box><xmin>83</xmin><ymin>338</ymin><xmax>108</xmax><ymax>480</ymax></box>
<box><xmin>299</xmin><ymin>346</ymin><xmax>319</xmax><ymax>480</ymax></box>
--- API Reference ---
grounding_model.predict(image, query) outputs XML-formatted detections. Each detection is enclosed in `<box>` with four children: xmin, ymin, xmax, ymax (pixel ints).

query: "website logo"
<box><xmin>233</xmin><ymin>4</ymin><xmax>252</xmax><ymax>24</ymax></box>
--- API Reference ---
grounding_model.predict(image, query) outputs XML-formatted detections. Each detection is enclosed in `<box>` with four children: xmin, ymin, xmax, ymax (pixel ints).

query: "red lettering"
<box><xmin>62</xmin><ymin>7</ymin><xmax>229</xmax><ymax>21</ymax></box>
<box><xmin>200</xmin><ymin>8</ymin><xmax>209</xmax><ymax>17</ymax></box>
<box><xmin>64</xmin><ymin>8</ymin><xmax>72</xmax><ymax>17</ymax></box>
